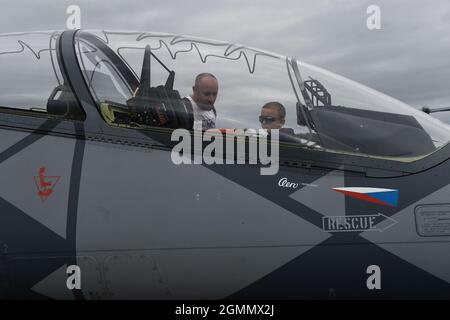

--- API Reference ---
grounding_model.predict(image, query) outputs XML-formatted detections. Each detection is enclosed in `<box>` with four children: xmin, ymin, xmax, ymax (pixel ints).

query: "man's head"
<box><xmin>259</xmin><ymin>102</ymin><xmax>286</xmax><ymax>130</ymax></box>
<box><xmin>192</xmin><ymin>73</ymin><xmax>218</xmax><ymax>111</ymax></box>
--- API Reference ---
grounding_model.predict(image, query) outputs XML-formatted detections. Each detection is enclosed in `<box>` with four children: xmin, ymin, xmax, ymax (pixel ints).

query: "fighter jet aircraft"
<box><xmin>0</xmin><ymin>29</ymin><xmax>450</xmax><ymax>300</ymax></box>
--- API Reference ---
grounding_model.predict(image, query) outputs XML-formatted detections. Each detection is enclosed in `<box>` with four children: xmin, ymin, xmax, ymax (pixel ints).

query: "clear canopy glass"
<box><xmin>74</xmin><ymin>30</ymin><xmax>450</xmax><ymax>160</ymax></box>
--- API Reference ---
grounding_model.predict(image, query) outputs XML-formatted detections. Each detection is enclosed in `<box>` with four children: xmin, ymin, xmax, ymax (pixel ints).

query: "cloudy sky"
<box><xmin>1</xmin><ymin>0</ymin><xmax>450</xmax><ymax>121</ymax></box>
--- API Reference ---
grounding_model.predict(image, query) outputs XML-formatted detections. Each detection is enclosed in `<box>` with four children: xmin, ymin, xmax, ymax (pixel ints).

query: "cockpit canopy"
<box><xmin>0</xmin><ymin>30</ymin><xmax>449</xmax><ymax>161</ymax></box>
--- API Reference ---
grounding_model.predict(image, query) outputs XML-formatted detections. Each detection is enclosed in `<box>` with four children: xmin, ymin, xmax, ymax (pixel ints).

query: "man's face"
<box><xmin>192</xmin><ymin>76</ymin><xmax>218</xmax><ymax>110</ymax></box>
<box><xmin>259</xmin><ymin>107</ymin><xmax>285</xmax><ymax>130</ymax></box>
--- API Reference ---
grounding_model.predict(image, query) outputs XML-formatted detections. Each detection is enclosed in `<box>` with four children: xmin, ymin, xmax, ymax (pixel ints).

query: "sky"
<box><xmin>0</xmin><ymin>0</ymin><xmax>449</xmax><ymax>121</ymax></box>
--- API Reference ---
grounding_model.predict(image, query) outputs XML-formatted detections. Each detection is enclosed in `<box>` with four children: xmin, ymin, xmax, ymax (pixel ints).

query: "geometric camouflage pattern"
<box><xmin>0</xmin><ymin>30</ymin><xmax>449</xmax><ymax>299</ymax></box>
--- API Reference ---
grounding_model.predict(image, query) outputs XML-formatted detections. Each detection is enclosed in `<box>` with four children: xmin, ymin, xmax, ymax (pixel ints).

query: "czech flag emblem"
<box><xmin>333</xmin><ymin>187</ymin><xmax>399</xmax><ymax>207</ymax></box>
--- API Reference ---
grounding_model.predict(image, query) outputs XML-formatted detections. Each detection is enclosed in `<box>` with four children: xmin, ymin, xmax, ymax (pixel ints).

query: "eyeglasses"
<box><xmin>259</xmin><ymin>116</ymin><xmax>278</xmax><ymax>124</ymax></box>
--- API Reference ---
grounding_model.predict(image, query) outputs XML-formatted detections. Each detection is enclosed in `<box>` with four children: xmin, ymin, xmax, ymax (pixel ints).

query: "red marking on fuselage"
<box><xmin>34</xmin><ymin>166</ymin><xmax>60</xmax><ymax>202</ymax></box>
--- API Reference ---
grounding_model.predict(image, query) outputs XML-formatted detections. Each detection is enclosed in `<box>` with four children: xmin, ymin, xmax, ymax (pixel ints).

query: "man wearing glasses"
<box><xmin>259</xmin><ymin>101</ymin><xmax>287</xmax><ymax>131</ymax></box>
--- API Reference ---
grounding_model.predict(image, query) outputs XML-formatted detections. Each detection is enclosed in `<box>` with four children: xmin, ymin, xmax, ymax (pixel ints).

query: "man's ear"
<box><xmin>280</xmin><ymin>117</ymin><xmax>286</xmax><ymax>125</ymax></box>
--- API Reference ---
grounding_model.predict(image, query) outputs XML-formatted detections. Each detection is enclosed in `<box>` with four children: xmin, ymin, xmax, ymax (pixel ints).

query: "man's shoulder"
<box><xmin>183</xmin><ymin>96</ymin><xmax>193</xmax><ymax>104</ymax></box>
